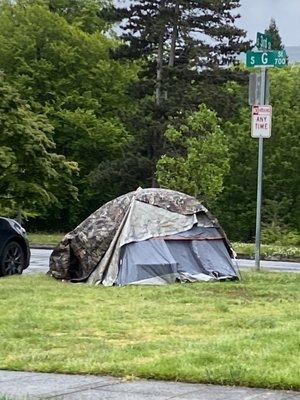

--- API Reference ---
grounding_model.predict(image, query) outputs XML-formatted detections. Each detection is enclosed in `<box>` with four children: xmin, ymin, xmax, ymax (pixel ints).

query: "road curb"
<box><xmin>30</xmin><ymin>244</ymin><xmax>55</xmax><ymax>250</ymax></box>
<box><xmin>237</xmin><ymin>253</ymin><xmax>300</xmax><ymax>263</ymax></box>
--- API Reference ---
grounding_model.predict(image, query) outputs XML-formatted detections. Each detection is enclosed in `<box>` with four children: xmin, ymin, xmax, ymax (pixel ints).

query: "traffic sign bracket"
<box><xmin>249</xmin><ymin>72</ymin><xmax>269</xmax><ymax>105</ymax></box>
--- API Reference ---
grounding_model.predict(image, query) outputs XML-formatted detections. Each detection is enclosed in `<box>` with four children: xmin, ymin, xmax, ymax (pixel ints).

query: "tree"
<box><xmin>265</xmin><ymin>18</ymin><xmax>284</xmax><ymax>50</ymax></box>
<box><xmin>14</xmin><ymin>0</ymin><xmax>111</xmax><ymax>33</ymax></box>
<box><xmin>156</xmin><ymin>104</ymin><xmax>229</xmax><ymax>204</ymax></box>
<box><xmin>115</xmin><ymin>0</ymin><xmax>250</xmax><ymax>102</ymax></box>
<box><xmin>264</xmin><ymin>67</ymin><xmax>300</xmax><ymax>231</ymax></box>
<box><xmin>108</xmin><ymin>0</ymin><xmax>250</xmax><ymax>186</ymax></box>
<box><xmin>214</xmin><ymin>67</ymin><xmax>300</xmax><ymax>241</ymax></box>
<box><xmin>0</xmin><ymin>75</ymin><xmax>78</xmax><ymax>221</ymax></box>
<box><xmin>47</xmin><ymin>0</ymin><xmax>111</xmax><ymax>33</ymax></box>
<box><xmin>214</xmin><ymin>106</ymin><xmax>258</xmax><ymax>241</ymax></box>
<box><xmin>0</xmin><ymin>0</ymin><xmax>138</xmax><ymax>227</ymax></box>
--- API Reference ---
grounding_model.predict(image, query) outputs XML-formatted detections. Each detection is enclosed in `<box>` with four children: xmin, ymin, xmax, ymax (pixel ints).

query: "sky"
<box><xmin>238</xmin><ymin>0</ymin><xmax>300</xmax><ymax>46</ymax></box>
<box><xmin>115</xmin><ymin>0</ymin><xmax>300</xmax><ymax>47</ymax></box>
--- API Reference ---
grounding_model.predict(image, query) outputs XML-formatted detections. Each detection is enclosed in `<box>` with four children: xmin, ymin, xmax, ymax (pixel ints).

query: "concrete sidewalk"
<box><xmin>0</xmin><ymin>371</ymin><xmax>299</xmax><ymax>400</ymax></box>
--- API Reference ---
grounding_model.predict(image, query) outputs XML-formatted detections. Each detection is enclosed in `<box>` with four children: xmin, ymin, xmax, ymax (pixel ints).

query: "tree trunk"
<box><xmin>17</xmin><ymin>208</ymin><xmax>22</xmax><ymax>225</ymax></box>
<box><xmin>156</xmin><ymin>33</ymin><xmax>164</xmax><ymax>106</ymax></box>
<box><xmin>168</xmin><ymin>1</ymin><xmax>179</xmax><ymax>67</ymax></box>
<box><xmin>153</xmin><ymin>29</ymin><xmax>164</xmax><ymax>187</ymax></box>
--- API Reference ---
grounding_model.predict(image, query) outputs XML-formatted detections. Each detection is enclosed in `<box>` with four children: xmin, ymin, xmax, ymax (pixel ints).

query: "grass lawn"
<box><xmin>0</xmin><ymin>272</ymin><xmax>299</xmax><ymax>390</ymax></box>
<box><xmin>27</xmin><ymin>232</ymin><xmax>65</xmax><ymax>246</ymax></box>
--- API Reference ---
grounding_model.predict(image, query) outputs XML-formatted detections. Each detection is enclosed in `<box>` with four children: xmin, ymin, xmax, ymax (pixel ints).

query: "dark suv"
<box><xmin>0</xmin><ymin>218</ymin><xmax>30</xmax><ymax>276</ymax></box>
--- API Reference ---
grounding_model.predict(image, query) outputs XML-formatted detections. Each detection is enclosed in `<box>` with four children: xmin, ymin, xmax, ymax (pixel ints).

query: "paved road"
<box><xmin>234</xmin><ymin>258</ymin><xmax>300</xmax><ymax>273</ymax></box>
<box><xmin>25</xmin><ymin>249</ymin><xmax>53</xmax><ymax>274</ymax></box>
<box><xmin>26</xmin><ymin>249</ymin><xmax>300</xmax><ymax>275</ymax></box>
<box><xmin>0</xmin><ymin>370</ymin><xmax>299</xmax><ymax>400</ymax></box>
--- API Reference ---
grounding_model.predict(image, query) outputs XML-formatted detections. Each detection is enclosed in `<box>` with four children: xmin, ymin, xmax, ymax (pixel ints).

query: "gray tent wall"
<box><xmin>116</xmin><ymin>226</ymin><xmax>238</xmax><ymax>285</ymax></box>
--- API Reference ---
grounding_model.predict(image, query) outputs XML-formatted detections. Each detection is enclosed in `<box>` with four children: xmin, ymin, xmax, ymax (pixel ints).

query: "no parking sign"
<box><xmin>251</xmin><ymin>105</ymin><xmax>272</xmax><ymax>138</ymax></box>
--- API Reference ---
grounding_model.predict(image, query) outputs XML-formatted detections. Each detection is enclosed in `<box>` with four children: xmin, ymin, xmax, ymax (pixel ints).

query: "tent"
<box><xmin>49</xmin><ymin>188</ymin><xmax>239</xmax><ymax>285</ymax></box>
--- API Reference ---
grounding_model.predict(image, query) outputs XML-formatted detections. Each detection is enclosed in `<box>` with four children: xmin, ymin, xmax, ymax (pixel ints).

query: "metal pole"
<box><xmin>255</xmin><ymin>136</ymin><xmax>264</xmax><ymax>270</ymax></box>
<box><xmin>254</xmin><ymin>67</ymin><xmax>267</xmax><ymax>270</ymax></box>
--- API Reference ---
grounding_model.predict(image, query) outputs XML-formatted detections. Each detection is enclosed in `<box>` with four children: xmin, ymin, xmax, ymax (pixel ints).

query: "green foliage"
<box><xmin>157</xmin><ymin>104</ymin><xmax>229</xmax><ymax>203</ymax></box>
<box><xmin>264</xmin><ymin>67</ymin><xmax>300</xmax><ymax>230</ymax></box>
<box><xmin>117</xmin><ymin>0</ymin><xmax>249</xmax><ymax>68</ymax></box>
<box><xmin>215</xmin><ymin>66</ymin><xmax>300</xmax><ymax>242</ymax></box>
<box><xmin>0</xmin><ymin>0</ymin><xmax>138</xmax><ymax>226</ymax></box>
<box><xmin>47</xmin><ymin>0</ymin><xmax>111</xmax><ymax>33</ymax></box>
<box><xmin>0</xmin><ymin>0</ymin><xmax>297</xmax><ymax>245</ymax></box>
<box><xmin>261</xmin><ymin>223</ymin><xmax>300</xmax><ymax>246</ymax></box>
<box><xmin>107</xmin><ymin>0</ymin><xmax>250</xmax><ymax>187</ymax></box>
<box><xmin>0</xmin><ymin>75</ymin><xmax>78</xmax><ymax>220</ymax></box>
<box><xmin>265</xmin><ymin>18</ymin><xmax>284</xmax><ymax>50</ymax></box>
<box><xmin>214</xmin><ymin>106</ymin><xmax>257</xmax><ymax>241</ymax></box>
<box><xmin>232</xmin><ymin>242</ymin><xmax>300</xmax><ymax>261</ymax></box>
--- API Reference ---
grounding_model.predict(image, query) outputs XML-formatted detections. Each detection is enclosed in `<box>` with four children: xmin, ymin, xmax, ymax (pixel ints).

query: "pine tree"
<box><xmin>108</xmin><ymin>0</ymin><xmax>250</xmax><ymax>187</ymax></box>
<box><xmin>117</xmin><ymin>0</ymin><xmax>249</xmax><ymax>103</ymax></box>
<box><xmin>265</xmin><ymin>18</ymin><xmax>284</xmax><ymax>50</ymax></box>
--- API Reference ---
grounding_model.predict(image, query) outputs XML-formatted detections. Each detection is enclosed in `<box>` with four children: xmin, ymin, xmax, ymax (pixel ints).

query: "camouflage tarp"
<box><xmin>49</xmin><ymin>188</ymin><xmax>234</xmax><ymax>283</ymax></box>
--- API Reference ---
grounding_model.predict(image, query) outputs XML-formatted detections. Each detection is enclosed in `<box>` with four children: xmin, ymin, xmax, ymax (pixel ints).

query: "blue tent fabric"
<box><xmin>167</xmin><ymin>240</ymin><xmax>236</xmax><ymax>281</ymax></box>
<box><xmin>116</xmin><ymin>240</ymin><xmax>178</xmax><ymax>285</ymax></box>
<box><xmin>116</xmin><ymin>226</ymin><xmax>238</xmax><ymax>285</ymax></box>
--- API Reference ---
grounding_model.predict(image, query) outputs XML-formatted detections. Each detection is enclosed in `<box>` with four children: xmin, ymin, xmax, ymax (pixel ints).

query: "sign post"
<box><xmin>254</xmin><ymin>67</ymin><xmax>267</xmax><ymax>271</ymax></box>
<box><xmin>249</xmin><ymin>73</ymin><xmax>269</xmax><ymax>105</ymax></box>
<box><xmin>246</xmin><ymin>33</ymin><xmax>287</xmax><ymax>271</ymax></box>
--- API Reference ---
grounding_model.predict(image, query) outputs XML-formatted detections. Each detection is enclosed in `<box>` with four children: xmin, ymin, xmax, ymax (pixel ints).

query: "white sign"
<box><xmin>251</xmin><ymin>105</ymin><xmax>272</xmax><ymax>138</ymax></box>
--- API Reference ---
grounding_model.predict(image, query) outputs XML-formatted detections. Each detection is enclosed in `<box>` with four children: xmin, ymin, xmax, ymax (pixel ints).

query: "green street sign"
<box><xmin>256</xmin><ymin>32</ymin><xmax>272</xmax><ymax>50</ymax></box>
<box><xmin>246</xmin><ymin>50</ymin><xmax>287</xmax><ymax>68</ymax></box>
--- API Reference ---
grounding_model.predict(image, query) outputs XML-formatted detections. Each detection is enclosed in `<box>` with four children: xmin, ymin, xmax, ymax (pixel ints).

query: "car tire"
<box><xmin>0</xmin><ymin>241</ymin><xmax>25</xmax><ymax>276</ymax></box>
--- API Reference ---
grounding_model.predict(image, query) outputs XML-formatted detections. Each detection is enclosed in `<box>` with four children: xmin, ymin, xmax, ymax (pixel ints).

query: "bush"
<box><xmin>261</xmin><ymin>223</ymin><xmax>300</xmax><ymax>246</ymax></box>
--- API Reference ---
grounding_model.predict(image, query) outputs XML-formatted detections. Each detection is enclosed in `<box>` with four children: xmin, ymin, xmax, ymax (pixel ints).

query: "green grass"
<box><xmin>27</xmin><ymin>232</ymin><xmax>65</xmax><ymax>246</ymax></box>
<box><xmin>0</xmin><ymin>273</ymin><xmax>299</xmax><ymax>390</ymax></box>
